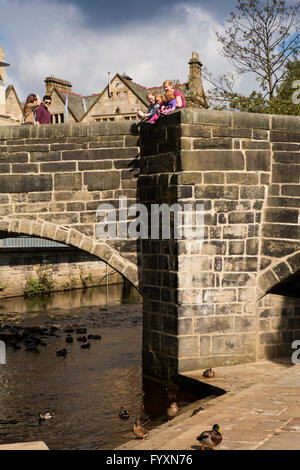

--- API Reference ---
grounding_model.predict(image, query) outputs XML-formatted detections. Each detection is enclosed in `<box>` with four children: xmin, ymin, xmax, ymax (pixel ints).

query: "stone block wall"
<box><xmin>140</xmin><ymin>109</ymin><xmax>300</xmax><ymax>379</ymax></box>
<box><xmin>0</xmin><ymin>121</ymin><xmax>140</xmax><ymax>286</ymax></box>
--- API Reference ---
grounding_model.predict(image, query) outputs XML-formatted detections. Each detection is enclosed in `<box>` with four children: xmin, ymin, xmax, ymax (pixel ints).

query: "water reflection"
<box><xmin>0</xmin><ymin>281</ymin><xmax>142</xmax><ymax>317</ymax></box>
<box><xmin>0</xmin><ymin>284</ymin><xmax>202</xmax><ymax>450</ymax></box>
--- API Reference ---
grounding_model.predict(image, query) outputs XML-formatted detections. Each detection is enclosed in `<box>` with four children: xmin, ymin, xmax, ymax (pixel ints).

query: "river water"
<box><xmin>0</xmin><ymin>283</ymin><xmax>204</xmax><ymax>450</ymax></box>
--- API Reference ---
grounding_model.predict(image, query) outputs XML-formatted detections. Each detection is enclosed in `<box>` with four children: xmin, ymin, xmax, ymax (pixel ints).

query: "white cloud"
<box><xmin>0</xmin><ymin>0</ymin><xmax>258</xmax><ymax>101</ymax></box>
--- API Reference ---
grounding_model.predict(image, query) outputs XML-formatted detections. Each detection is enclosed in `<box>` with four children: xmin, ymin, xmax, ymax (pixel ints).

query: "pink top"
<box><xmin>174</xmin><ymin>89</ymin><xmax>186</xmax><ymax>108</ymax></box>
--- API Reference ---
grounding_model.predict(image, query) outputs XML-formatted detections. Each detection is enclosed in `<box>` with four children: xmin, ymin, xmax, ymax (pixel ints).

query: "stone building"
<box><xmin>46</xmin><ymin>52</ymin><xmax>207</xmax><ymax>123</ymax></box>
<box><xmin>0</xmin><ymin>46</ymin><xmax>22</xmax><ymax>125</ymax></box>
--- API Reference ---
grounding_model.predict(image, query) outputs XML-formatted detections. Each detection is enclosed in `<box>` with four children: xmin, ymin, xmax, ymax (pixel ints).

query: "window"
<box><xmin>117</xmin><ymin>92</ymin><xmax>121</xmax><ymax>99</ymax></box>
<box><xmin>60</xmin><ymin>113</ymin><xmax>64</xmax><ymax>123</ymax></box>
<box><xmin>124</xmin><ymin>91</ymin><xmax>128</xmax><ymax>99</ymax></box>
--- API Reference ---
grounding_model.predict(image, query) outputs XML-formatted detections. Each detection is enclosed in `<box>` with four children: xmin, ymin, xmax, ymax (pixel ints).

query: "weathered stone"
<box><xmin>181</xmin><ymin>124</ymin><xmax>211</xmax><ymax>137</ymax></box>
<box><xmin>265</xmin><ymin>208</ymin><xmax>298</xmax><ymax>223</ymax></box>
<box><xmin>223</xmin><ymin>257</ymin><xmax>258</xmax><ymax>272</ymax></box>
<box><xmin>262</xmin><ymin>223</ymin><xmax>300</xmax><ymax>240</ymax></box>
<box><xmin>203</xmin><ymin>172</ymin><xmax>225</xmax><ymax>184</ymax></box>
<box><xmin>246</xmin><ymin>150</ymin><xmax>270</xmax><ymax>171</ymax></box>
<box><xmin>54</xmin><ymin>173</ymin><xmax>82</xmax><ymax>190</ymax></box>
<box><xmin>178</xmin><ymin>336</ymin><xmax>198</xmax><ymax>357</ymax></box>
<box><xmin>273</xmin><ymin>164</ymin><xmax>300</xmax><ymax>183</ymax></box>
<box><xmin>193</xmin><ymin>137</ymin><xmax>232</xmax><ymax>149</ymax></box>
<box><xmin>195</xmin><ymin>185</ymin><xmax>238</xmax><ymax>200</ymax></box>
<box><xmin>242</xmin><ymin>140</ymin><xmax>270</xmax><ymax>149</ymax></box>
<box><xmin>223</xmin><ymin>226</ymin><xmax>247</xmax><ymax>239</ymax></box>
<box><xmin>0</xmin><ymin>174</ymin><xmax>52</xmax><ymax>193</ymax></box>
<box><xmin>226</xmin><ymin>173</ymin><xmax>259</xmax><ymax>185</ymax></box>
<box><xmin>194</xmin><ymin>316</ymin><xmax>234</xmax><ymax>334</ymax></box>
<box><xmin>233</xmin><ymin>112</ymin><xmax>270</xmax><ymax>129</ymax></box>
<box><xmin>213</xmin><ymin>126</ymin><xmax>252</xmax><ymax>138</ymax></box>
<box><xmin>240</xmin><ymin>186</ymin><xmax>265</xmax><ymax>199</ymax></box>
<box><xmin>229</xmin><ymin>241</ymin><xmax>245</xmax><ymax>255</ymax></box>
<box><xmin>180</xmin><ymin>150</ymin><xmax>244</xmax><ymax>171</ymax></box>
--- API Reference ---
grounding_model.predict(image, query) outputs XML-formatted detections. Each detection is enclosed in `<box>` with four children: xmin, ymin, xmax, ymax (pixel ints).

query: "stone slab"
<box><xmin>116</xmin><ymin>359</ymin><xmax>300</xmax><ymax>451</ymax></box>
<box><xmin>0</xmin><ymin>441</ymin><xmax>49</xmax><ymax>450</ymax></box>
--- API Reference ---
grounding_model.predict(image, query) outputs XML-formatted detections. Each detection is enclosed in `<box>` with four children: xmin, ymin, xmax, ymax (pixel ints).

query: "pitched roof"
<box><xmin>78</xmin><ymin>72</ymin><xmax>150</xmax><ymax>122</ymax></box>
<box><xmin>117</xmin><ymin>74</ymin><xmax>149</xmax><ymax>105</ymax></box>
<box><xmin>5</xmin><ymin>84</ymin><xmax>22</xmax><ymax>110</ymax></box>
<box><xmin>54</xmin><ymin>88</ymin><xmax>99</xmax><ymax>121</ymax></box>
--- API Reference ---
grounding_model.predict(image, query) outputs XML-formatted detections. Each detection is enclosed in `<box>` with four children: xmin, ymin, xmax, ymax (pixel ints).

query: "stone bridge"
<box><xmin>0</xmin><ymin>108</ymin><xmax>300</xmax><ymax>381</ymax></box>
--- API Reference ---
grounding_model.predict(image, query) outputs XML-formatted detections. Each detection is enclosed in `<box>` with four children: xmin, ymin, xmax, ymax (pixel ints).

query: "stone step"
<box><xmin>0</xmin><ymin>441</ymin><xmax>49</xmax><ymax>450</ymax></box>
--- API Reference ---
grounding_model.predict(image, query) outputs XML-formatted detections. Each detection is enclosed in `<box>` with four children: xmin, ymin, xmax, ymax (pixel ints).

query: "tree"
<box><xmin>207</xmin><ymin>58</ymin><xmax>300</xmax><ymax>115</ymax></box>
<box><xmin>216</xmin><ymin>0</ymin><xmax>300</xmax><ymax>99</ymax></box>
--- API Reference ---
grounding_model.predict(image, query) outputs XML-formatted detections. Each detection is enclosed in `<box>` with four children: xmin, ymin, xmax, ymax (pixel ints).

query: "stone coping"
<box><xmin>2</xmin><ymin>109</ymin><xmax>300</xmax><ymax>140</ymax></box>
<box><xmin>0</xmin><ymin>120</ymin><xmax>139</xmax><ymax>140</ymax></box>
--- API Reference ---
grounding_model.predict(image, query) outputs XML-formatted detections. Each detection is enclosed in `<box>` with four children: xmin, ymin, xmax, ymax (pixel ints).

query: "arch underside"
<box><xmin>258</xmin><ymin>249</ymin><xmax>300</xmax><ymax>299</ymax></box>
<box><xmin>0</xmin><ymin>217</ymin><xmax>139</xmax><ymax>290</ymax></box>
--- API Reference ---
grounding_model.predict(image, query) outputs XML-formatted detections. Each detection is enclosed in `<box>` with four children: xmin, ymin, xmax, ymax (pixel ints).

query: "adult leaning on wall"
<box><xmin>163</xmin><ymin>80</ymin><xmax>186</xmax><ymax>108</ymax></box>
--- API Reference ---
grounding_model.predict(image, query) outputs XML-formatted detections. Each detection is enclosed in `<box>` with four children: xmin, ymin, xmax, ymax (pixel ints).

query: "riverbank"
<box><xmin>0</xmin><ymin>246</ymin><xmax>123</xmax><ymax>299</ymax></box>
<box><xmin>117</xmin><ymin>358</ymin><xmax>300</xmax><ymax>450</ymax></box>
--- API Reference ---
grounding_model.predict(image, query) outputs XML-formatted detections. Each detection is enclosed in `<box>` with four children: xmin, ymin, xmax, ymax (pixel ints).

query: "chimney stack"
<box><xmin>187</xmin><ymin>52</ymin><xmax>207</xmax><ymax>108</ymax></box>
<box><xmin>44</xmin><ymin>76</ymin><xmax>72</xmax><ymax>95</ymax></box>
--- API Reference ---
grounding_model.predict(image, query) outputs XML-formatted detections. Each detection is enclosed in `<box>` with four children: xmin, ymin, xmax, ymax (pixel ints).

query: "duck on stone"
<box><xmin>197</xmin><ymin>424</ymin><xmax>222</xmax><ymax>450</ymax></box>
<box><xmin>202</xmin><ymin>368</ymin><xmax>215</xmax><ymax>378</ymax></box>
<box><xmin>133</xmin><ymin>419</ymin><xmax>149</xmax><ymax>441</ymax></box>
<box><xmin>166</xmin><ymin>402</ymin><xmax>179</xmax><ymax>420</ymax></box>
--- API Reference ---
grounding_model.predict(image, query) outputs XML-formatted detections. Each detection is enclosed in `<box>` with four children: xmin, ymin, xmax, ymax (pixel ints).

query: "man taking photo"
<box><xmin>35</xmin><ymin>95</ymin><xmax>52</xmax><ymax>125</ymax></box>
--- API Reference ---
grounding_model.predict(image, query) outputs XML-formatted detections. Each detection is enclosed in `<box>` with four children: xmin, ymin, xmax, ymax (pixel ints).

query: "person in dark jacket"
<box><xmin>35</xmin><ymin>95</ymin><xmax>52</xmax><ymax>125</ymax></box>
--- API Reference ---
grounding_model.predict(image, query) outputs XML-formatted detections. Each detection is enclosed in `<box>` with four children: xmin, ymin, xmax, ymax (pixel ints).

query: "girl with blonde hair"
<box><xmin>163</xmin><ymin>80</ymin><xmax>186</xmax><ymax>108</ymax></box>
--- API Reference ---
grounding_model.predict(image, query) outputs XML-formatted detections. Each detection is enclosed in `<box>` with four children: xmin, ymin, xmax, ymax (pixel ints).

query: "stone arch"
<box><xmin>0</xmin><ymin>217</ymin><xmax>139</xmax><ymax>289</ymax></box>
<box><xmin>257</xmin><ymin>249</ymin><xmax>300</xmax><ymax>298</ymax></box>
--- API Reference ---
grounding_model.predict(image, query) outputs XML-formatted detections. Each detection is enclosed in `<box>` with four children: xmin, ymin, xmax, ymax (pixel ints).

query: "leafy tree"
<box><xmin>216</xmin><ymin>0</ymin><xmax>300</xmax><ymax>99</ymax></box>
<box><xmin>207</xmin><ymin>59</ymin><xmax>300</xmax><ymax>115</ymax></box>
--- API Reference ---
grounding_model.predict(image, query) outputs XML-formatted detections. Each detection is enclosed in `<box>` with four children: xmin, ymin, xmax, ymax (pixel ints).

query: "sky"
<box><xmin>0</xmin><ymin>0</ymin><xmax>298</xmax><ymax>101</ymax></box>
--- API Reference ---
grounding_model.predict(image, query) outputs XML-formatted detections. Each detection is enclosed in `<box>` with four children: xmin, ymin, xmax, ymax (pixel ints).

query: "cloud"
<box><xmin>0</xmin><ymin>0</ymin><xmax>258</xmax><ymax>101</ymax></box>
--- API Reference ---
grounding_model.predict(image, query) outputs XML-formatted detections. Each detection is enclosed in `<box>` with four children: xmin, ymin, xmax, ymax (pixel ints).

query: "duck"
<box><xmin>133</xmin><ymin>419</ymin><xmax>149</xmax><ymax>441</ymax></box>
<box><xmin>197</xmin><ymin>424</ymin><xmax>222</xmax><ymax>450</ymax></box>
<box><xmin>77</xmin><ymin>336</ymin><xmax>87</xmax><ymax>343</ymax></box>
<box><xmin>202</xmin><ymin>368</ymin><xmax>215</xmax><ymax>378</ymax></box>
<box><xmin>39</xmin><ymin>412</ymin><xmax>54</xmax><ymax>420</ymax></box>
<box><xmin>56</xmin><ymin>348</ymin><xmax>67</xmax><ymax>357</ymax></box>
<box><xmin>191</xmin><ymin>406</ymin><xmax>204</xmax><ymax>417</ymax></box>
<box><xmin>118</xmin><ymin>407</ymin><xmax>130</xmax><ymax>420</ymax></box>
<box><xmin>39</xmin><ymin>412</ymin><xmax>54</xmax><ymax>425</ymax></box>
<box><xmin>165</xmin><ymin>387</ymin><xmax>177</xmax><ymax>401</ymax></box>
<box><xmin>166</xmin><ymin>402</ymin><xmax>179</xmax><ymax>420</ymax></box>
